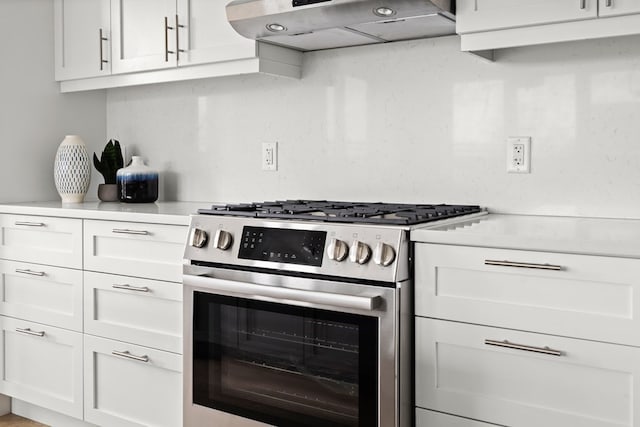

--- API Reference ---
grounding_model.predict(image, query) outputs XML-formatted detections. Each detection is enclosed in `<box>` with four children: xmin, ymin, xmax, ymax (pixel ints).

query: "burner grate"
<box><xmin>197</xmin><ymin>200</ymin><xmax>481</xmax><ymax>225</ymax></box>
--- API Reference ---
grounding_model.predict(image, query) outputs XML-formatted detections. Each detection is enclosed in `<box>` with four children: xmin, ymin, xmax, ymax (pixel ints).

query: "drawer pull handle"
<box><xmin>15</xmin><ymin>327</ymin><xmax>45</xmax><ymax>337</ymax></box>
<box><xmin>485</xmin><ymin>339</ymin><xmax>563</xmax><ymax>356</ymax></box>
<box><xmin>14</xmin><ymin>221</ymin><xmax>45</xmax><ymax>227</ymax></box>
<box><xmin>112</xmin><ymin>350</ymin><xmax>149</xmax><ymax>363</ymax></box>
<box><xmin>579</xmin><ymin>0</ymin><xmax>586</xmax><ymax>9</ymax></box>
<box><xmin>112</xmin><ymin>228</ymin><xmax>149</xmax><ymax>236</ymax></box>
<box><xmin>15</xmin><ymin>269</ymin><xmax>46</xmax><ymax>277</ymax></box>
<box><xmin>606</xmin><ymin>0</ymin><xmax>613</xmax><ymax>6</ymax></box>
<box><xmin>112</xmin><ymin>284</ymin><xmax>150</xmax><ymax>292</ymax></box>
<box><xmin>484</xmin><ymin>259</ymin><xmax>562</xmax><ymax>271</ymax></box>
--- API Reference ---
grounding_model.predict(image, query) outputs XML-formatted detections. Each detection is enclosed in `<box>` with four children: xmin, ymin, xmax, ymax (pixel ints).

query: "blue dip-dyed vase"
<box><xmin>116</xmin><ymin>156</ymin><xmax>158</xmax><ymax>203</ymax></box>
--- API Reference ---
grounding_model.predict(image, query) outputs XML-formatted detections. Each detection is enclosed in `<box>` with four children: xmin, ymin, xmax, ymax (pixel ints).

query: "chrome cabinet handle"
<box><xmin>175</xmin><ymin>15</ymin><xmax>185</xmax><ymax>61</ymax></box>
<box><xmin>112</xmin><ymin>228</ymin><xmax>149</xmax><ymax>235</ymax></box>
<box><xmin>15</xmin><ymin>269</ymin><xmax>45</xmax><ymax>277</ymax></box>
<box><xmin>485</xmin><ymin>339</ymin><xmax>563</xmax><ymax>356</ymax></box>
<box><xmin>14</xmin><ymin>221</ymin><xmax>45</xmax><ymax>227</ymax></box>
<box><xmin>112</xmin><ymin>350</ymin><xmax>149</xmax><ymax>363</ymax></box>
<box><xmin>99</xmin><ymin>28</ymin><xmax>108</xmax><ymax>71</ymax></box>
<box><xmin>580</xmin><ymin>0</ymin><xmax>586</xmax><ymax>9</ymax></box>
<box><xmin>484</xmin><ymin>259</ymin><xmax>562</xmax><ymax>271</ymax></box>
<box><xmin>164</xmin><ymin>16</ymin><xmax>175</xmax><ymax>62</ymax></box>
<box><xmin>112</xmin><ymin>284</ymin><xmax>150</xmax><ymax>292</ymax></box>
<box><xmin>16</xmin><ymin>327</ymin><xmax>45</xmax><ymax>337</ymax></box>
<box><xmin>605</xmin><ymin>0</ymin><xmax>612</xmax><ymax>6</ymax></box>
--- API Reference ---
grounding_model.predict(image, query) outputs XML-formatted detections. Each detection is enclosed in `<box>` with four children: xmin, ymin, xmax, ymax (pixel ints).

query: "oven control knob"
<box><xmin>373</xmin><ymin>242</ymin><xmax>396</xmax><ymax>267</ymax></box>
<box><xmin>327</xmin><ymin>238</ymin><xmax>349</xmax><ymax>262</ymax></box>
<box><xmin>213</xmin><ymin>229</ymin><xmax>233</xmax><ymax>250</ymax></box>
<box><xmin>349</xmin><ymin>240</ymin><xmax>372</xmax><ymax>265</ymax></box>
<box><xmin>189</xmin><ymin>228</ymin><xmax>208</xmax><ymax>248</ymax></box>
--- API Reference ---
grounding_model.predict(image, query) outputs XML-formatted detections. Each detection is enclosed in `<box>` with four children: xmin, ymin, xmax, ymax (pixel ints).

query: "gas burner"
<box><xmin>198</xmin><ymin>200</ymin><xmax>482</xmax><ymax>226</ymax></box>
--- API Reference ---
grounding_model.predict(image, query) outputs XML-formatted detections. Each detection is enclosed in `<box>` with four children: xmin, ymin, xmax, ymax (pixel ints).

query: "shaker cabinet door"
<box><xmin>84</xmin><ymin>334</ymin><xmax>182</xmax><ymax>427</ymax></box>
<box><xmin>54</xmin><ymin>0</ymin><xmax>111</xmax><ymax>80</ymax></box>
<box><xmin>0</xmin><ymin>317</ymin><xmax>83</xmax><ymax>419</ymax></box>
<box><xmin>111</xmin><ymin>0</ymin><xmax>178</xmax><ymax>74</ymax></box>
<box><xmin>175</xmin><ymin>0</ymin><xmax>256</xmax><ymax>67</ymax></box>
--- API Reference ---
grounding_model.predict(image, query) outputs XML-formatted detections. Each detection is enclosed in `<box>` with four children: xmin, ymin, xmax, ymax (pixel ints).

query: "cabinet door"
<box><xmin>84</xmin><ymin>334</ymin><xmax>182</xmax><ymax>427</ymax></box>
<box><xmin>0</xmin><ymin>215</ymin><xmax>82</xmax><ymax>269</ymax></box>
<box><xmin>0</xmin><ymin>317</ymin><xmax>83</xmax><ymax>419</ymax></box>
<box><xmin>83</xmin><ymin>220</ymin><xmax>187</xmax><ymax>282</ymax></box>
<box><xmin>0</xmin><ymin>260</ymin><xmax>82</xmax><ymax>332</ymax></box>
<box><xmin>415</xmin><ymin>244</ymin><xmax>640</xmax><ymax>347</ymax></box>
<box><xmin>84</xmin><ymin>271</ymin><xmax>182</xmax><ymax>353</ymax></box>
<box><xmin>176</xmin><ymin>0</ymin><xmax>256</xmax><ymax>67</ymax></box>
<box><xmin>111</xmin><ymin>0</ymin><xmax>178</xmax><ymax>74</ymax></box>
<box><xmin>416</xmin><ymin>318</ymin><xmax>640</xmax><ymax>427</ymax></box>
<box><xmin>54</xmin><ymin>0</ymin><xmax>111</xmax><ymax>80</ymax></box>
<box><xmin>599</xmin><ymin>0</ymin><xmax>640</xmax><ymax>17</ymax></box>
<box><xmin>456</xmin><ymin>0</ymin><xmax>598</xmax><ymax>34</ymax></box>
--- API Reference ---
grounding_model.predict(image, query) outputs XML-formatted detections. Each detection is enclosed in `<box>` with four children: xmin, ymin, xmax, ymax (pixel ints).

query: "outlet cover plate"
<box><xmin>262</xmin><ymin>142</ymin><xmax>278</xmax><ymax>171</ymax></box>
<box><xmin>507</xmin><ymin>136</ymin><xmax>531</xmax><ymax>173</ymax></box>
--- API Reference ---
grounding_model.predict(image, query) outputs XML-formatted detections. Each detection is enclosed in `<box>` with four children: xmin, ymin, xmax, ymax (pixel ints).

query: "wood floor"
<box><xmin>0</xmin><ymin>414</ymin><xmax>47</xmax><ymax>427</ymax></box>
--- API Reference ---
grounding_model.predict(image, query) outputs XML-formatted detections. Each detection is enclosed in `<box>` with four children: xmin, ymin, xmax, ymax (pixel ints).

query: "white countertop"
<box><xmin>411</xmin><ymin>213</ymin><xmax>640</xmax><ymax>258</ymax></box>
<box><xmin>0</xmin><ymin>201</ymin><xmax>206</xmax><ymax>225</ymax></box>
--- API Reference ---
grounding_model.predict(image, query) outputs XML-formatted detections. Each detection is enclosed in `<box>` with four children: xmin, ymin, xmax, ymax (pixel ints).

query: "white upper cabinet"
<box><xmin>111</xmin><ymin>0</ymin><xmax>177</xmax><ymax>74</ymax></box>
<box><xmin>457</xmin><ymin>0</ymin><xmax>640</xmax><ymax>52</ymax></box>
<box><xmin>599</xmin><ymin>0</ymin><xmax>640</xmax><ymax>17</ymax></box>
<box><xmin>176</xmin><ymin>0</ymin><xmax>256</xmax><ymax>67</ymax></box>
<box><xmin>54</xmin><ymin>0</ymin><xmax>111</xmax><ymax>80</ymax></box>
<box><xmin>56</xmin><ymin>0</ymin><xmax>302</xmax><ymax>91</ymax></box>
<box><xmin>111</xmin><ymin>0</ymin><xmax>257</xmax><ymax>74</ymax></box>
<box><xmin>456</xmin><ymin>0</ymin><xmax>597</xmax><ymax>34</ymax></box>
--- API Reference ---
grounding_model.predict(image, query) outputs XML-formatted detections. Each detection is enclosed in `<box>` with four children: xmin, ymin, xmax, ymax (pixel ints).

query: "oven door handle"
<box><xmin>183</xmin><ymin>274</ymin><xmax>382</xmax><ymax>311</ymax></box>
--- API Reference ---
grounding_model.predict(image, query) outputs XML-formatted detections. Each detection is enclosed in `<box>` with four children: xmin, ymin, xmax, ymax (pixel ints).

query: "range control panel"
<box><xmin>184</xmin><ymin>215</ymin><xmax>410</xmax><ymax>283</ymax></box>
<box><xmin>238</xmin><ymin>226</ymin><xmax>326</xmax><ymax>267</ymax></box>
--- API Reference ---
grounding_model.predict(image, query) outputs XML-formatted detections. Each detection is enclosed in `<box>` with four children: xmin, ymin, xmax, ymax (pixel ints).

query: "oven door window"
<box><xmin>193</xmin><ymin>292</ymin><xmax>378</xmax><ymax>427</ymax></box>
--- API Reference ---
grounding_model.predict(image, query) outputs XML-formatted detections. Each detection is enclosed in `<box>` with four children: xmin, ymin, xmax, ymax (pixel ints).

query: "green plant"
<box><xmin>93</xmin><ymin>139</ymin><xmax>124</xmax><ymax>184</ymax></box>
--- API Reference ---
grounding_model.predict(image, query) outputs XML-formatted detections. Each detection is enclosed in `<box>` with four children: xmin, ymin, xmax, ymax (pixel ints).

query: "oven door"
<box><xmin>183</xmin><ymin>265</ymin><xmax>401</xmax><ymax>427</ymax></box>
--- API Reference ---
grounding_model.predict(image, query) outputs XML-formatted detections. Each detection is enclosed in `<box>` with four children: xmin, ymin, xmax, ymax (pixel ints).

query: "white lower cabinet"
<box><xmin>0</xmin><ymin>317</ymin><xmax>83</xmax><ymax>419</ymax></box>
<box><xmin>84</xmin><ymin>271</ymin><xmax>182</xmax><ymax>353</ymax></box>
<box><xmin>0</xmin><ymin>260</ymin><xmax>83</xmax><ymax>332</ymax></box>
<box><xmin>416</xmin><ymin>317</ymin><xmax>640</xmax><ymax>427</ymax></box>
<box><xmin>84</xmin><ymin>334</ymin><xmax>182</xmax><ymax>427</ymax></box>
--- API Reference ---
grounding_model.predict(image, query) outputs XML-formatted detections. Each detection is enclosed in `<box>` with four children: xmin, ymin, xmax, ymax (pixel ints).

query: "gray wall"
<box><xmin>0</xmin><ymin>0</ymin><xmax>106</xmax><ymax>203</ymax></box>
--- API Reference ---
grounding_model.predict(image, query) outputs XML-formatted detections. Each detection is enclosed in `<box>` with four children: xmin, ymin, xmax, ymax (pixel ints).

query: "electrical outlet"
<box><xmin>262</xmin><ymin>142</ymin><xmax>278</xmax><ymax>171</ymax></box>
<box><xmin>507</xmin><ymin>137</ymin><xmax>531</xmax><ymax>173</ymax></box>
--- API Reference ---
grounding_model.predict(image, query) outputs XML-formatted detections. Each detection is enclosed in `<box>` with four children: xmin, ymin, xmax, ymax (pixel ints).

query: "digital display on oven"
<box><xmin>238</xmin><ymin>226</ymin><xmax>326</xmax><ymax>267</ymax></box>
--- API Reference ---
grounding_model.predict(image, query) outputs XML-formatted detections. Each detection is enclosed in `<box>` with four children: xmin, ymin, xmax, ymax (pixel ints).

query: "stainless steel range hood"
<box><xmin>226</xmin><ymin>0</ymin><xmax>456</xmax><ymax>52</ymax></box>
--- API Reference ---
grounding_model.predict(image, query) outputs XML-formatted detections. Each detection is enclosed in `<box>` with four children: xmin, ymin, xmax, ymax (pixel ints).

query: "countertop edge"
<box><xmin>0</xmin><ymin>201</ymin><xmax>204</xmax><ymax>226</ymax></box>
<box><xmin>410</xmin><ymin>213</ymin><xmax>640</xmax><ymax>259</ymax></box>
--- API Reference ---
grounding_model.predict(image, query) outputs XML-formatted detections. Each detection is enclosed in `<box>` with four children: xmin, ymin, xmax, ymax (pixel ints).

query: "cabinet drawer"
<box><xmin>415</xmin><ymin>244</ymin><xmax>640</xmax><ymax>346</ymax></box>
<box><xmin>0</xmin><ymin>214</ymin><xmax>82</xmax><ymax>269</ymax></box>
<box><xmin>84</xmin><ymin>220</ymin><xmax>187</xmax><ymax>282</ymax></box>
<box><xmin>0</xmin><ymin>317</ymin><xmax>83</xmax><ymax>419</ymax></box>
<box><xmin>84</xmin><ymin>334</ymin><xmax>182</xmax><ymax>427</ymax></box>
<box><xmin>416</xmin><ymin>318</ymin><xmax>640</xmax><ymax>427</ymax></box>
<box><xmin>84</xmin><ymin>271</ymin><xmax>182</xmax><ymax>353</ymax></box>
<box><xmin>0</xmin><ymin>260</ymin><xmax>82</xmax><ymax>331</ymax></box>
<box><xmin>416</xmin><ymin>408</ymin><xmax>495</xmax><ymax>427</ymax></box>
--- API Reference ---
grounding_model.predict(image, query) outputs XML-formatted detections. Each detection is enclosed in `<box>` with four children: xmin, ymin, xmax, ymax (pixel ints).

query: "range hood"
<box><xmin>226</xmin><ymin>0</ymin><xmax>456</xmax><ymax>52</ymax></box>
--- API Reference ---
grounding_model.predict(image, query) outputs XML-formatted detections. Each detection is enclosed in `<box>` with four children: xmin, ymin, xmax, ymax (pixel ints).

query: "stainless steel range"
<box><xmin>182</xmin><ymin>201</ymin><xmax>485</xmax><ymax>427</ymax></box>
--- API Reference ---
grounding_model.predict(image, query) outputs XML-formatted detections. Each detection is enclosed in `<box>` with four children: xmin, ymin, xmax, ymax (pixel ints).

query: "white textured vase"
<box><xmin>54</xmin><ymin>135</ymin><xmax>91</xmax><ymax>203</ymax></box>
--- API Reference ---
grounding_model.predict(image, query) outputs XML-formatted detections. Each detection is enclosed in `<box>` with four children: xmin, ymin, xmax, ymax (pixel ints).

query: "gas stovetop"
<box><xmin>197</xmin><ymin>200</ymin><xmax>482</xmax><ymax>226</ymax></box>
